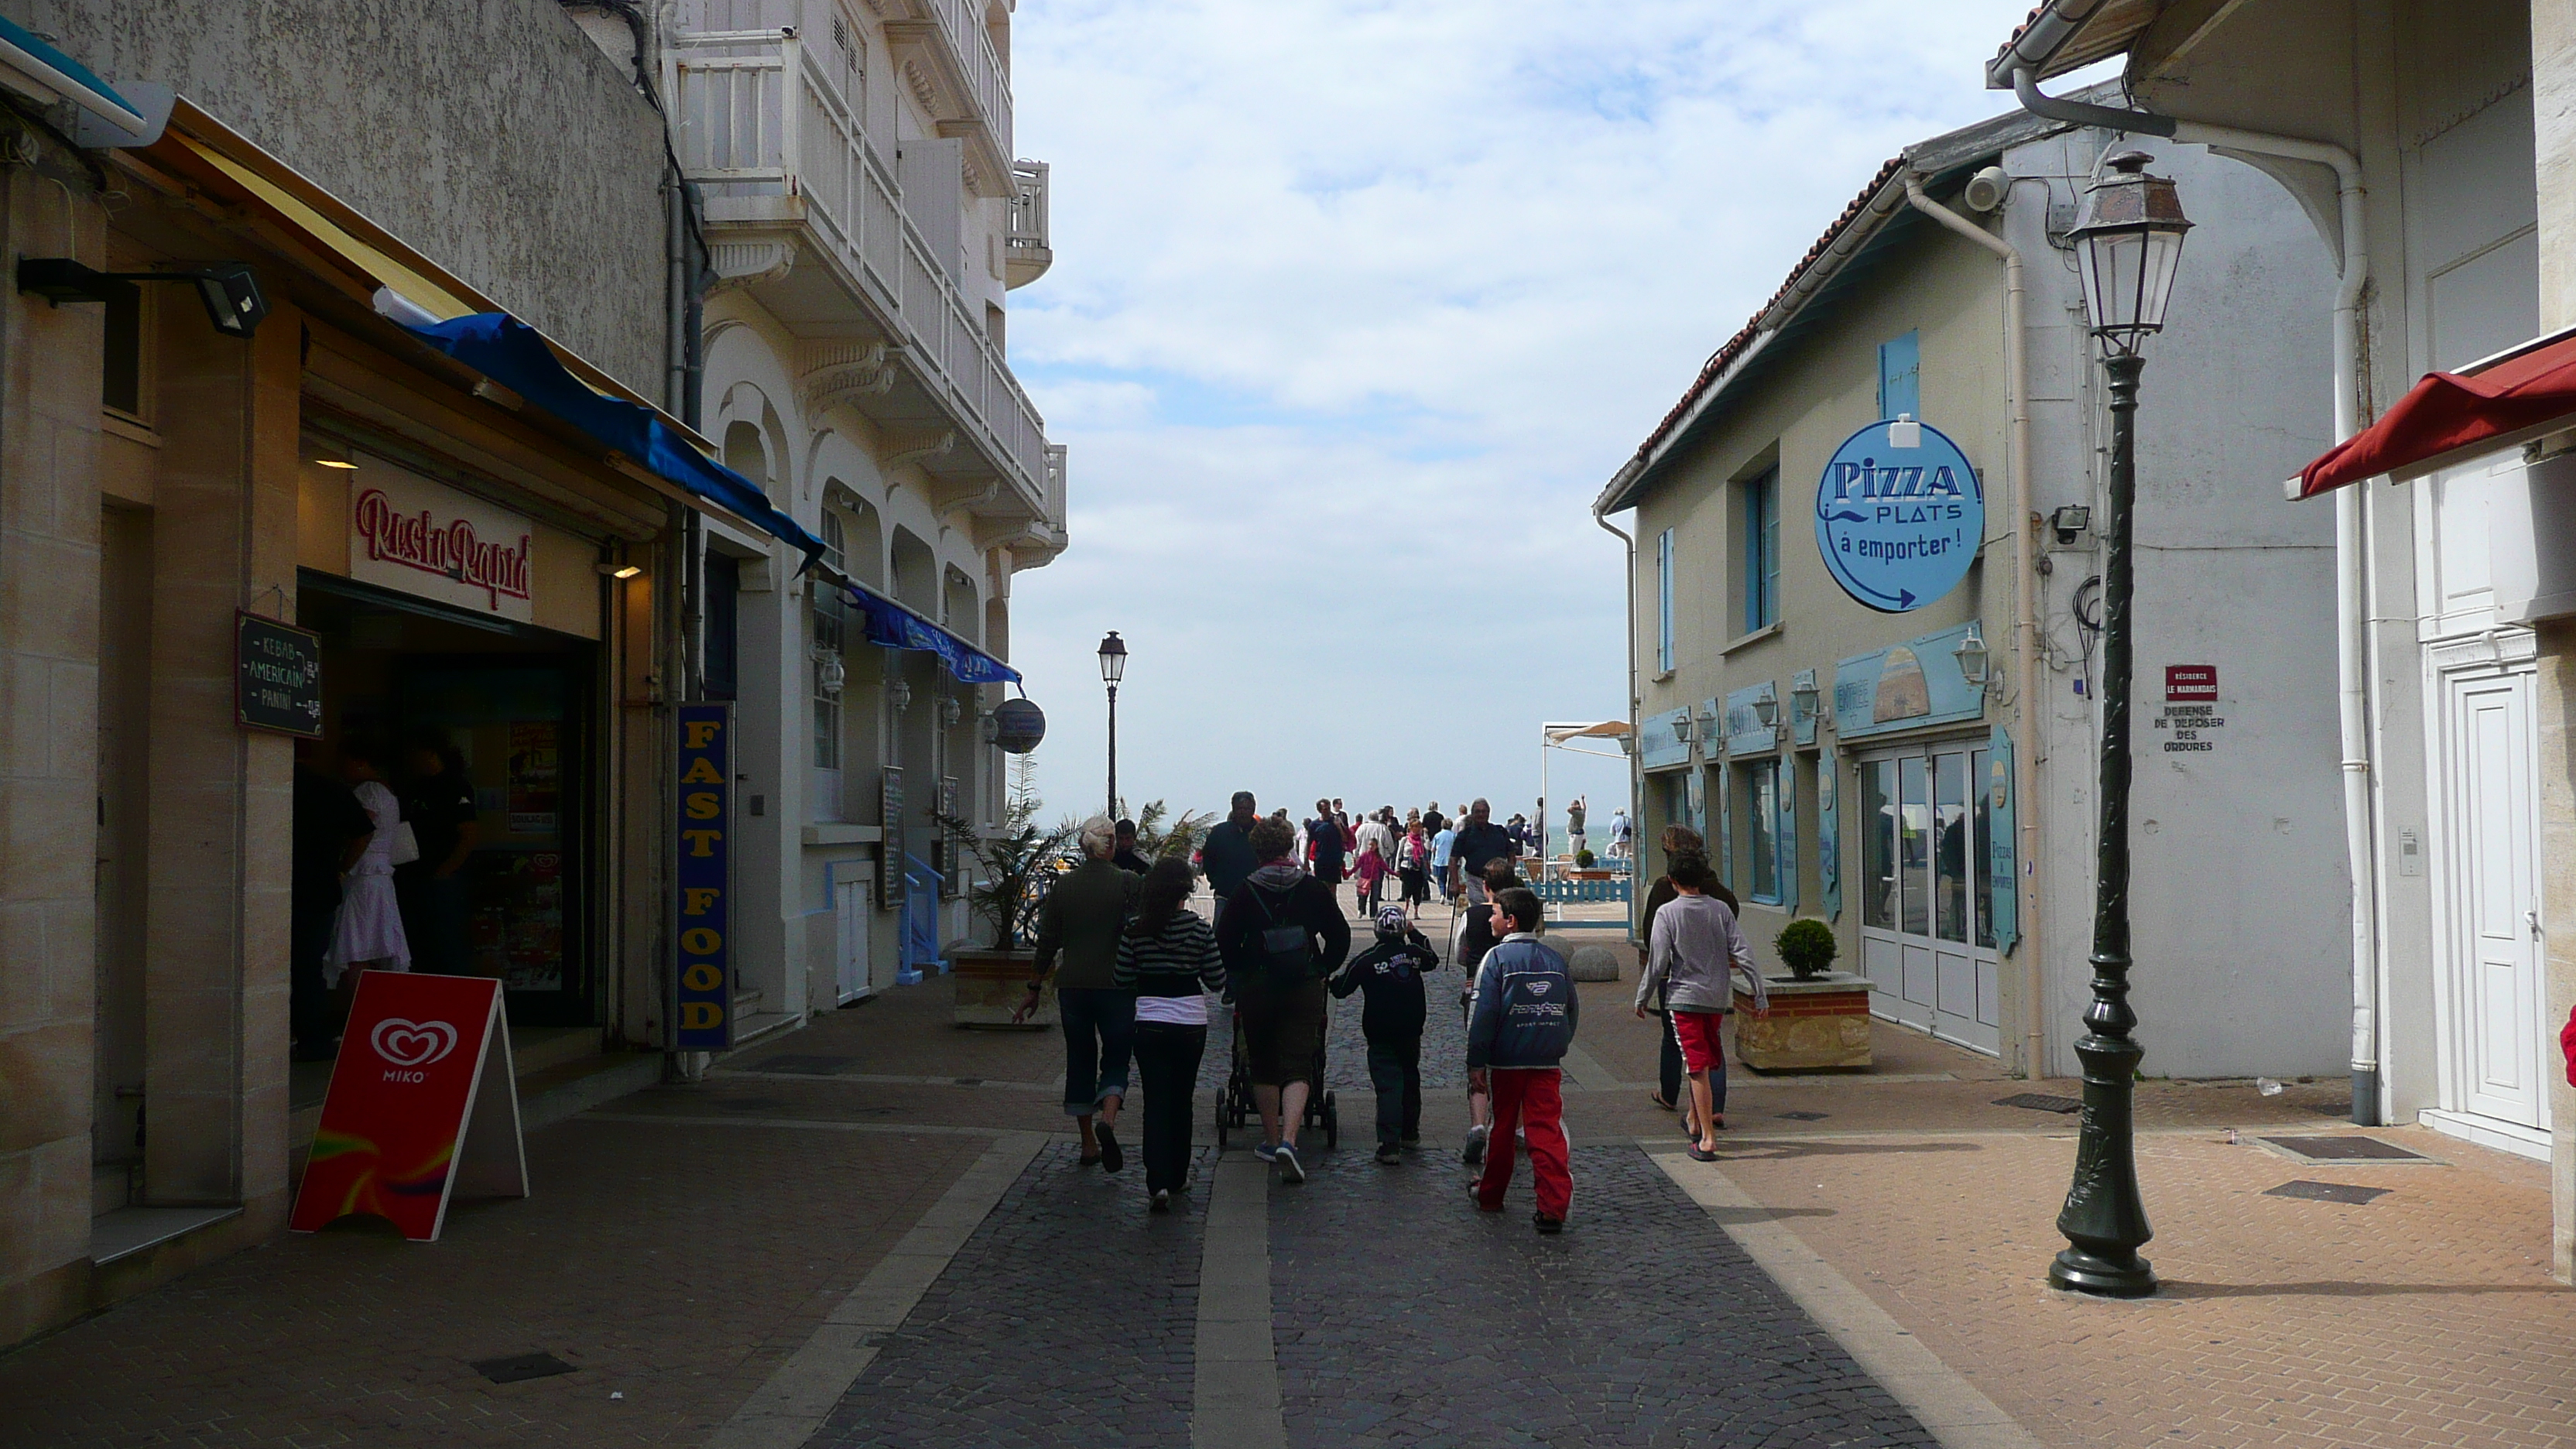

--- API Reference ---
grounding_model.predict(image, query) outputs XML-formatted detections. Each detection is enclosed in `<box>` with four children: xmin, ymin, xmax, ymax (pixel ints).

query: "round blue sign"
<box><xmin>1813</xmin><ymin>418</ymin><xmax>1984</xmax><ymax>613</ymax></box>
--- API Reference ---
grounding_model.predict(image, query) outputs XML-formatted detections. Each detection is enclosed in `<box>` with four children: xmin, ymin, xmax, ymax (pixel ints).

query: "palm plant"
<box><xmin>1132</xmin><ymin>798</ymin><xmax>1214</xmax><ymax>862</ymax></box>
<box><xmin>939</xmin><ymin>755</ymin><xmax>1072</xmax><ymax>951</ymax></box>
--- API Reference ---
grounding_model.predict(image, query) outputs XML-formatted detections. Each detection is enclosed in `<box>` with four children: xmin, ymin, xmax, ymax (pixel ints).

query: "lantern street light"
<box><xmin>2050</xmin><ymin>149</ymin><xmax>2191</xmax><ymax>1300</ymax></box>
<box><xmin>1098</xmin><ymin>631</ymin><xmax>1127</xmax><ymax>817</ymax></box>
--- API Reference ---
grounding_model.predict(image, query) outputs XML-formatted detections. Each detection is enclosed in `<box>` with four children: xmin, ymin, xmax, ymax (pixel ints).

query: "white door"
<box><xmin>2442</xmin><ymin>672</ymin><xmax>2546</xmax><ymax>1129</ymax></box>
<box><xmin>1856</xmin><ymin>746</ymin><xmax>2002</xmax><ymax>1053</ymax></box>
<box><xmin>835</xmin><ymin>878</ymin><xmax>872</xmax><ymax>1004</ymax></box>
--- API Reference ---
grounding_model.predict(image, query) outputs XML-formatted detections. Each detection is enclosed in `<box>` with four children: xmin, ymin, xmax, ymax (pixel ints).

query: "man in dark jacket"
<box><xmin>1464</xmin><ymin>887</ymin><xmax>1577</xmax><ymax>1233</ymax></box>
<box><xmin>1446</xmin><ymin>798</ymin><xmax>1516</xmax><ymax>903</ymax></box>
<box><xmin>1201</xmin><ymin>791</ymin><xmax>1261</xmax><ymax>927</ymax></box>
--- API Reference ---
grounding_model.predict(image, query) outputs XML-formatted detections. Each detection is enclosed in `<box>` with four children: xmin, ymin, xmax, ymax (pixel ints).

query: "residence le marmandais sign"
<box><xmin>349</xmin><ymin>461</ymin><xmax>534</xmax><ymax>622</ymax></box>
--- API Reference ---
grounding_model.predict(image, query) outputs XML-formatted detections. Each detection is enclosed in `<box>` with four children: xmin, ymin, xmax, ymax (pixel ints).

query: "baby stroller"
<box><xmin>1214</xmin><ymin>1007</ymin><xmax>1338</xmax><ymax>1151</ymax></box>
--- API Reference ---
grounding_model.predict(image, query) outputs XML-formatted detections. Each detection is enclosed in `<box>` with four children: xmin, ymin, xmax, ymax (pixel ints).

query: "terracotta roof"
<box><xmin>1619</xmin><ymin>153</ymin><xmax>1906</xmax><ymax>478</ymax></box>
<box><xmin>1985</xmin><ymin>0</ymin><xmax>2164</xmax><ymax>87</ymax></box>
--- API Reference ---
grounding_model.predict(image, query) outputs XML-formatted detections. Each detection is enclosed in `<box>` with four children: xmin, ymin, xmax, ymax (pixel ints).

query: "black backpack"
<box><xmin>1245</xmin><ymin>882</ymin><xmax>1315</xmax><ymax>988</ymax></box>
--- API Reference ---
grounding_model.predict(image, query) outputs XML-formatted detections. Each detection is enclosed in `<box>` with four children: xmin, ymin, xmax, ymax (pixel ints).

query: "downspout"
<box><xmin>1904</xmin><ymin>173</ymin><xmax>2046</xmax><ymax>1078</ymax></box>
<box><xmin>2012</xmin><ymin>69</ymin><xmax>2380</xmax><ymax>1122</ymax></box>
<box><xmin>1595</xmin><ymin>508</ymin><xmax>1641</xmax><ymax>939</ymax></box>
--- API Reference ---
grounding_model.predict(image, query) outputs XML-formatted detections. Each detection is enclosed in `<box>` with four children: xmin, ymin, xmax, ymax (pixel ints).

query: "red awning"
<box><xmin>2296</xmin><ymin>330</ymin><xmax>2576</xmax><ymax>498</ymax></box>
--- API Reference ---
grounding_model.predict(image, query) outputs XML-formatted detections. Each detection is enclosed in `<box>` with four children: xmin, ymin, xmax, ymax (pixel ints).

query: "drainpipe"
<box><xmin>1595</xmin><ymin>509</ymin><xmax>1641</xmax><ymax>937</ymax></box>
<box><xmin>1904</xmin><ymin>173</ymin><xmax>2046</xmax><ymax>1079</ymax></box>
<box><xmin>2011</xmin><ymin>69</ymin><xmax>2381</xmax><ymax>1123</ymax></box>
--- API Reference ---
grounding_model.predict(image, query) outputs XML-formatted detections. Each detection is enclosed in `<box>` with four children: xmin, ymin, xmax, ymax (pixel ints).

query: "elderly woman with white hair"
<box><xmin>1021</xmin><ymin>816</ymin><xmax>1143</xmax><ymax>1170</ymax></box>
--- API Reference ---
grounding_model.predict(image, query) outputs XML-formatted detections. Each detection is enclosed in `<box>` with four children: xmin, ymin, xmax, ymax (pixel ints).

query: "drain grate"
<box><xmin>1775</xmin><ymin>1110</ymin><xmax>1830</xmax><ymax>1122</ymax></box>
<box><xmin>747</xmin><ymin>1054</ymin><xmax>855</xmax><ymax>1075</ymax></box>
<box><xmin>471</xmin><ymin>1352</ymin><xmax>576</xmax><ymax>1384</ymax></box>
<box><xmin>2259</xmin><ymin>1135</ymin><xmax>2431</xmax><ymax>1163</ymax></box>
<box><xmin>1993</xmin><ymin>1093</ymin><xmax>2083</xmax><ymax>1114</ymax></box>
<box><xmin>2264</xmin><ymin>1180</ymin><xmax>2389</xmax><ymax>1206</ymax></box>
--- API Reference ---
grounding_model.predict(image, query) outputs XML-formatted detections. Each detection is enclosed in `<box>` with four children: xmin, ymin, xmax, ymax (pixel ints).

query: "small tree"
<box><xmin>939</xmin><ymin>755</ymin><xmax>1073</xmax><ymax>951</ymax></box>
<box><xmin>1774</xmin><ymin>918</ymin><xmax>1840</xmax><ymax>981</ymax></box>
<box><xmin>1134</xmin><ymin>799</ymin><xmax>1214</xmax><ymax>862</ymax></box>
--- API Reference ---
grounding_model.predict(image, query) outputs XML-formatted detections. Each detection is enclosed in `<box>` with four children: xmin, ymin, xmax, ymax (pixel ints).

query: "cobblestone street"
<box><xmin>5</xmin><ymin>934</ymin><xmax>2572</xmax><ymax>1448</ymax></box>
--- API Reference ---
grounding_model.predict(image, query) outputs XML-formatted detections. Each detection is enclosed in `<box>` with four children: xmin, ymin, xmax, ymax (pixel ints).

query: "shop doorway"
<box><xmin>1856</xmin><ymin>742</ymin><xmax>2001</xmax><ymax>1053</ymax></box>
<box><xmin>297</xmin><ymin>573</ymin><xmax>598</xmax><ymax>1026</ymax></box>
<box><xmin>2430</xmin><ymin>667</ymin><xmax>2550</xmax><ymax>1150</ymax></box>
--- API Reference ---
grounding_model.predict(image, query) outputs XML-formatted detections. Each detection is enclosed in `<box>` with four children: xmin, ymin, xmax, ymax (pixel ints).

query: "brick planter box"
<box><xmin>1732</xmin><ymin>970</ymin><xmax>1871</xmax><ymax>1072</ymax></box>
<box><xmin>951</xmin><ymin>947</ymin><xmax>1056</xmax><ymax>1029</ymax></box>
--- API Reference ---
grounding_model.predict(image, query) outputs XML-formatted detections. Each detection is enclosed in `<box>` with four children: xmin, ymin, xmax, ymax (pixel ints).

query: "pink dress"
<box><xmin>324</xmin><ymin>779</ymin><xmax>411</xmax><ymax>983</ymax></box>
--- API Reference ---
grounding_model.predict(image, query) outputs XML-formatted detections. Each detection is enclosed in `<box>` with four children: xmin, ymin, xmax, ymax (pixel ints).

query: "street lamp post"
<box><xmin>2050</xmin><ymin>149</ymin><xmax>2191</xmax><ymax>1300</ymax></box>
<box><xmin>1098</xmin><ymin>631</ymin><xmax>1127</xmax><ymax>817</ymax></box>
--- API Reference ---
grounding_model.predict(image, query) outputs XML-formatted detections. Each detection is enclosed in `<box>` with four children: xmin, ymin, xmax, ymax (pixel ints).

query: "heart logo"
<box><xmin>370</xmin><ymin>1017</ymin><xmax>459</xmax><ymax>1068</ymax></box>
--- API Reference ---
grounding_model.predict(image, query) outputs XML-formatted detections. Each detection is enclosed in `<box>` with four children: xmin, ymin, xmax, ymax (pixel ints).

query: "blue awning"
<box><xmin>392</xmin><ymin>312</ymin><xmax>827</xmax><ymax>561</ymax></box>
<box><xmin>0</xmin><ymin>15</ymin><xmax>144</xmax><ymax>132</ymax></box>
<box><xmin>841</xmin><ymin>582</ymin><xmax>1020</xmax><ymax>685</ymax></box>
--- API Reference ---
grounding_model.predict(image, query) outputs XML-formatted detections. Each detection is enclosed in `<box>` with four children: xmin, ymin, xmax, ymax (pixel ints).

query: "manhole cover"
<box><xmin>1776</xmin><ymin>1110</ymin><xmax>1830</xmax><ymax>1122</ymax></box>
<box><xmin>2259</xmin><ymin>1136</ymin><xmax>2430</xmax><ymax>1163</ymax></box>
<box><xmin>1993</xmin><ymin>1093</ymin><xmax>2083</xmax><ymax>1114</ymax></box>
<box><xmin>2264</xmin><ymin>1180</ymin><xmax>2389</xmax><ymax>1206</ymax></box>
<box><xmin>471</xmin><ymin>1352</ymin><xmax>575</xmax><ymax>1384</ymax></box>
<box><xmin>747</xmin><ymin>1054</ymin><xmax>854</xmax><ymax>1075</ymax></box>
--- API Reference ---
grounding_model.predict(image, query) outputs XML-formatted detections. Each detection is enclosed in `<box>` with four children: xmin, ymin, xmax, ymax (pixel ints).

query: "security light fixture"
<box><xmin>313</xmin><ymin>457</ymin><xmax>359</xmax><ymax>471</ymax></box>
<box><xmin>2050</xmin><ymin>504</ymin><xmax>2093</xmax><ymax>546</ymax></box>
<box><xmin>940</xmin><ymin>696</ymin><xmax>964</xmax><ymax>728</ymax></box>
<box><xmin>595</xmin><ymin>562</ymin><xmax>646</xmax><ymax>580</ymax></box>
<box><xmin>18</xmin><ymin>258</ymin><xmax>269</xmax><ymax>338</ymax></box>
<box><xmin>2067</xmin><ymin>151</ymin><xmax>2192</xmax><ymax>355</ymax></box>
<box><xmin>1953</xmin><ymin>629</ymin><xmax>1992</xmax><ymax>686</ymax></box>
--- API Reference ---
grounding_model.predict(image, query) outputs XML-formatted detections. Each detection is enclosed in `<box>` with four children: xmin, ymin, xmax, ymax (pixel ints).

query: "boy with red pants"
<box><xmin>1464</xmin><ymin>886</ymin><xmax>1578</xmax><ymax>1234</ymax></box>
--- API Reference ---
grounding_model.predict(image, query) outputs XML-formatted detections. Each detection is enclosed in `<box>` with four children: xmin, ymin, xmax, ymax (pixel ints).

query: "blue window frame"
<box><xmin>1879</xmin><ymin>330</ymin><xmax>1920</xmax><ymax>420</ymax></box>
<box><xmin>1742</xmin><ymin>469</ymin><xmax>1779</xmax><ymax>632</ymax></box>
<box><xmin>1656</xmin><ymin>527</ymin><xmax>1675</xmax><ymax>673</ymax></box>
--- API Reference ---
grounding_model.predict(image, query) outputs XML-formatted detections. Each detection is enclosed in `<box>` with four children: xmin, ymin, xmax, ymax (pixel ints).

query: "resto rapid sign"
<box><xmin>1813</xmin><ymin>418</ymin><xmax>1984</xmax><ymax>613</ymax></box>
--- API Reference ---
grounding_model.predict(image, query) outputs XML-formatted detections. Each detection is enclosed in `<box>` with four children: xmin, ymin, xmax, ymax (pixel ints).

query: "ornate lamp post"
<box><xmin>1097</xmin><ymin>631</ymin><xmax>1127</xmax><ymax>817</ymax></box>
<box><xmin>2050</xmin><ymin>149</ymin><xmax>2191</xmax><ymax>1300</ymax></box>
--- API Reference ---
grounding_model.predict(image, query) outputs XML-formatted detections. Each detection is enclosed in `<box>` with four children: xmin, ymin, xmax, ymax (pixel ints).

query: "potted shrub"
<box><xmin>1774</xmin><ymin>917</ymin><xmax>1840</xmax><ymax>981</ymax></box>
<box><xmin>941</xmin><ymin>758</ymin><xmax>1074</xmax><ymax>1029</ymax></box>
<box><xmin>1574</xmin><ymin>848</ymin><xmax>1596</xmax><ymax>869</ymax></box>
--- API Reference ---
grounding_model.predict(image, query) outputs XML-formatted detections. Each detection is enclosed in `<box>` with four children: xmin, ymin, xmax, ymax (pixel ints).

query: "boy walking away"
<box><xmin>1464</xmin><ymin>887</ymin><xmax>1577</xmax><ymax>1234</ymax></box>
<box><xmin>1636</xmin><ymin>855</ymin><xmax>1766</xmax><ymax>1160</ymax></box>
<box><xmin>1453</xmin><ymin>858</ymin><xmax>1523</xmax><ymax>1166</ymax></box>
<box><xmin>1331</xmin><ymin>906</ymin><xmax>1441</xmax><ymax>1163</ymax></box>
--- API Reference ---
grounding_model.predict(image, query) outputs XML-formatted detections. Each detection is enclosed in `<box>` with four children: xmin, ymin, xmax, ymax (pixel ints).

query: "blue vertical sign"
<box><xmin>1817</xmin><ymin>754</ymin><xmax>1841</xmax><ymax>920</ymax></box>
<box><xmin>674</xmin><ymin>702</ymin><xmax>733</xmax><ymax>1050</ymax></box>
<box><xmin>1987</xmin><ymin>725</ymin><xmax>2018</xmax><ymax>955</ymax></box>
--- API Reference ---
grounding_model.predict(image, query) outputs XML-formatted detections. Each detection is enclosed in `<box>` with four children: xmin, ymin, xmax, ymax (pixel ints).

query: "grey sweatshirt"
<box><xmin>1637</xmin><ymin>892</ymin><xmax>1765</xmax><ymax>1015</ymax></box>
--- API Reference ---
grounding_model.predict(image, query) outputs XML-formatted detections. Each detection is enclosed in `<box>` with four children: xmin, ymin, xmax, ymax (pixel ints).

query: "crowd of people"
<box><xmin>1012</xmin><ymin>790</ymin><xmax>1761</xmax><ymax>1236</ymax></box>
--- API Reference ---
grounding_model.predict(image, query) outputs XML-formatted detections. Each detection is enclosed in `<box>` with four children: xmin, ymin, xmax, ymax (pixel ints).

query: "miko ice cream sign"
<box><xmin>1813</xmin><ymin>417</ymin><xmax>1984</xmax><ymax>613</ymax></box>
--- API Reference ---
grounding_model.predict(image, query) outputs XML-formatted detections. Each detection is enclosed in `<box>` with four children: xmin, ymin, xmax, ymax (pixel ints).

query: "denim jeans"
<box><xmin>1365</xmin><ymin>1034</ymin><xmax>1422</xmax><ymax>1146</ymax></box>
<box><xmin>1131</xmin><ymin>1021</ymin><xmax>1205</xmax><ymax>1193</ymax></box>
<box><xmin>1057</xmin><ymin>988</ymin><xmax>1136</xmax><ymax>1116</ymax></box>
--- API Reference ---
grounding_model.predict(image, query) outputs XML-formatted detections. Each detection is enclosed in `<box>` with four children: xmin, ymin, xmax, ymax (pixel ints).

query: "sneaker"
<box><xmin>1252</xmin><ymin>1141</ymin><xmax>1279</xmax><ymax>1163</ymax></box>
<box><xmin>1097</xmin><ymin>1124</ymin><xmax>1124</xmax><ymax>1175</ymax></box>
<box><xmin>1533</xmin><ymin>1212</ymin><xmax>1564</xmax><ymax>1235</ymax></box>
<box><xmin>1151</xmin><ymin>1189</ymin><xmax>1172</xmax><ymax>1214</ymax></box>
<box><xmin>1375</xmin><ymin>1143</ymin><xmax>1402</xmax><ymax>1164</ymax></box>
<box><xmin>1399</xmin><ymin>1130</ymin><xmax>1421</xmax><ymax>1145</ymax></box>
<box><xmin>1461</xmin><ymin>1125</ymin><xmax>1488</xmax><ymax>1166</ymax></box>
<box><xmin>1276</xmin><ymin>1143</ymin><xmax>1306</xmax><ymax>1184</ymax></box>
<box><xmin>1467</xmin><ymin>1182</ymin><xmax>1503</xmax><ymax>1212</ymax></box>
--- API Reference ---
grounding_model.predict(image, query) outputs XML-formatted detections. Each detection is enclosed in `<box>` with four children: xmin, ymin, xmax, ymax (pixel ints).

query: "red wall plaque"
<box><xmin>291</xmin><ymin>972</ymin><xmax>527</xmax><ymax>1241</ymax></box>
<box><xmin>2164</xmin><ymin>664</ymin><xmax>2218</xmax><ymax>702</ymax></box>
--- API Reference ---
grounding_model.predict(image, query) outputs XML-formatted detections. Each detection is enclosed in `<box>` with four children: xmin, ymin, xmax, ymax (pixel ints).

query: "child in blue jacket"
<box><xmin>1463</xmin><ymin>886</ymin><xmax>1577</xmax><ymax>1233</ymax></box>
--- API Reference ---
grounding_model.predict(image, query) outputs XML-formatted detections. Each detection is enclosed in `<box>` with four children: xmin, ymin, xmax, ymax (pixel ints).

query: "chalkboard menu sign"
<box><xmin>879</xmin><ymin>766</ymin><xmax>905</xmax><ymax>913</ymax></box>
<box><xmin>235</xmin><ymin>611</ymin><xmax>324</xmax><ymax>738</ymax></box>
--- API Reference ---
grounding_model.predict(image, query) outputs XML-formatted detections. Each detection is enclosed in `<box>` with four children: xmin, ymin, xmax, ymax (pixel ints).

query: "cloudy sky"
<box><xmin>999</xmin><ymin>0</ymin><xmax>2089</xmax><ymax>833</ymax></box>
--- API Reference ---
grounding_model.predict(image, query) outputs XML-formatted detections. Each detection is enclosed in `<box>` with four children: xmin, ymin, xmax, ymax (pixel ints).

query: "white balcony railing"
<box><xmin>921</xmin><ymin>0</ymin><xmax>1011</xmax><ymax>163</ymax></box>
<box><xmin>669</xmin><ymin>29</ymin><xmax>1050</xmax><ymax>516</ymax></box>
<box><xmin>1005</xmin><ymin>159</ymin><xmax>1051</xmax><ymax>288</ymax></box>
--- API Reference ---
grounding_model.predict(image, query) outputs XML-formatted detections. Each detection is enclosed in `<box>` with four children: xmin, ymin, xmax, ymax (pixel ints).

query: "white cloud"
<box><xmin>997</xmin><ymin>0</ymin><xmax>2079</xmax><ymax>823</ymax></box>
